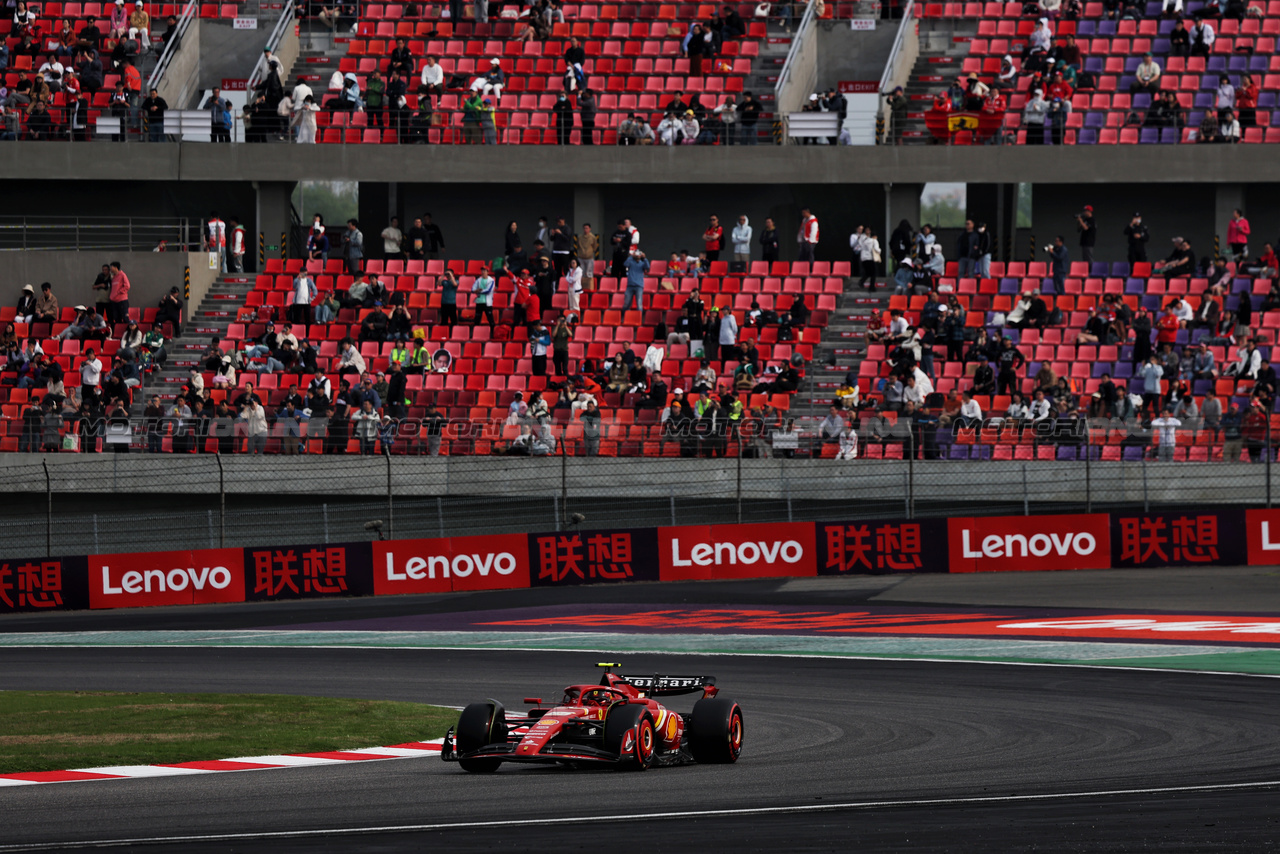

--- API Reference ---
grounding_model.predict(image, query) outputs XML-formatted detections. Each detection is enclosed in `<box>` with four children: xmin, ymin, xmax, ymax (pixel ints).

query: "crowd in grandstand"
<box><xmin>1</xmin><ymin>208</ymin><xmax>833</xmax><ymax>456</ymax></box>
<box><xmin>916</xmin><ymin>0</ymin><xmax>1276</xmax><ymax>145</ymax></box>
<box><xmin>0</xmin><ymin>1</ymin><xmax>175</xmax><ymax>140</ymax></box>
<box><xmin>7</xmin><ymin>199</ymin><xmax>1279</xmax><ymax>461</ymax></box>
<box><xmin>848</xmin><ymin>204</ymin><xmax>1280</xmax><ymax>461</ymax></box>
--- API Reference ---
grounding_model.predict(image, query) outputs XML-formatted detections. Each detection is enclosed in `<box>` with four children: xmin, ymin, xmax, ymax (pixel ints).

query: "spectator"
<box><xmin>471</xmin><ymin>58</ymin><xmax>505</xmax><ymax>100</ymax></box>
<box><xmin>1045</xmin><ymin>236</ymin><xmax>1068</xmax><ymax>294</ymax></box>
<box><xmin>1148</xmin><ymin>408</ymin><xmax>1181</xmax><ymax>460</ymax></box>
<box><xmin>155</xmin><ymin>286</ymin><xmax>183</xmax><ymax>335</ymax></box>
<box><xmin>1023</xmin><ymin>88</ymin><xmax>1048</xmax><ymax>144</ymax></box>
<box><xmin>797</xmin><ymin>207</ymin><xmax>819</xmax><ymax>263</ymax></box>
<box><xmin>719</xmin><ymin>308</ymin><xmax>740</xmax><ymax>362</ymax></box>
<box><xmin>1131</xmin><ymin>53</ymin><xmax>1161</xmax><ymax>94</ymax></box>
<box><xmin>995</xmin><ymin>339</ymin><xmax>1026</xmax><ymax>394</ymax></box>
<box><xmin>1242</xmin><ymin>243</ymin><xmax>1278</xmax><ymax>278</ymax></box>
<box><xmin>337</xmin><ymin>339</ymin><xmax>366</xmax><ymax>376</ymax></box>
<box><xmin>1123</xmin><ymin>212</ymin><xmax>1150</xmax><ymax>263</ymax></box>
<box><xmin>1236</xmin><ymin>74</ymin><xmax>1258</xmax><ymax>128</ymax></box>
<box><xmin>1219</xmin><ymin>108</ymin><xmax>1240</xmax><ymax>143</ymax></box>
<box><xmin>1190</xmin><ymin>17</ymin><xmax>1215</xmax><ymax>56</ymax></box>
<box><xmin>34</xmin><ymin>282</ymin><xmax>59</xmax><ymax>324</ymax></box>
<box><xmin>15</xmin><ymin>284</ymin><xmax>37</xmax><ymax>323</ymax></box>
<box><xmin>1190</xmin><ymin>342</ymin><xmax>1216</xmax><ymax>379</ymax></box>
<box><xmin>342</xmin><ymin>218</ymin><xmax>364</xmax><ymax>275</ymax></box>
<box><xmin>622</xmin><ymin>250</ymin><xmax>650</xmax><ymax>312</ymax></box>
<box><xmin>579</xmin><ymin>88</ymin><xmax>597</xmax><ymax>144</ymax></box>
<box><xmin>58</xmin><ymin>306</ymin><xmax>108</xmax><ymax>342</ymax></box>
<box><xmin>858</xmin><ymin>228</ymin><xmax>880</xmax><ymax>290</ymax></box>
<box><xmin>1214</xmin><ymin>73</ymin><xmax>1235</xmax><ymax>113</ymax></box>
<box><xmin>1139</xmin><ymin>355</ymin><xmax>1164</xmax><ymax>416</ymax></box>
<box><xmin>1155</xmin><ymin>237</ymin><xmax>1195</xmax><ymax>277</ymax></box>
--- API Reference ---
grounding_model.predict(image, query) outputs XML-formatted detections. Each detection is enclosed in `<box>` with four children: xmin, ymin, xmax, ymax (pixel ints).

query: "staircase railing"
<box><xmin>248</xmin><ymin>2</ymin><xmax>299</xmax><ymax>91</ymax></box>
<box><xmin>876</xmin><ymin>0</ymin><xmax>919</xmax><ymax>143</ymax></box>
<box><xmin>774</xmin><ymin>0</ymin><xmax>822</xmax><ymax>142</ymax></box>
<box><xmin>147</xmin><ymin>0</ymin><xmax>200</xmax><ymax>99</ymax></box>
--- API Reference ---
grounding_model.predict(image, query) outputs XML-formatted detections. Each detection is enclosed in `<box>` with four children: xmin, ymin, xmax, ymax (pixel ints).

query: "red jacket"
<box><xmin>110</xmin><ymin>270</ymin><xmax>131</xmax><ymax>302</ymax></box>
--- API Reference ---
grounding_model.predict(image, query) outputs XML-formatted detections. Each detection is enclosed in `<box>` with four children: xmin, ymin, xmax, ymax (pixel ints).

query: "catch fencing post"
<box><xmin>907</xmin><ymin>427</ymin><xmax>915</xmax><ymax>519</ymax></box>
<box><xmin>561</xmin><ymin>426</ymin><xmax>569</xmax><ymax>530</ymax></box>
<box><xmin>1268</xmin><ymin>416</ymin><xmax>1273</xmax><ymax>509</ymax></box>
<box><xmin>385</xmin><ymin>450</ymin><xmax>393</xmax><ymax>540</ymax></box>
<box><xmin>42</xmin><ymin>459</ymin><xmax>51</xmax><ymax>557</ymax></box>
<box><xmin>215</xmin><ymin>452</ymin><xmax>225</xmax><ymax>548</ymax></box>
<box><xmin>736</xmin><ymin>437</ymin><xmax>743</xmax><ymax>526</ymax></box>
<box><xmin>1022</xmin><ymin>462</ymin><xmax>1029</xmax><ymax>516</ymax></box>
<box><xmin>1084</xmin><ymin>419</ymin><xmax>1092</xmax><ymax>514</ymax></box>
<box><xmin>1142</xmin><ymin>456</ymin><xmax>1149</xmax><ymax>513</ymax></box>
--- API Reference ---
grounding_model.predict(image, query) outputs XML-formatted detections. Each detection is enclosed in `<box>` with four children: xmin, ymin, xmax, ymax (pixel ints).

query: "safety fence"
<box><xmin>1</xmin><ymin>505</ymin><xmax>1274</xmax><ymax>613</ymax></box>
<box><xmin>0</xmin><ymin>447</ymin><xmax>1274</xmax><ymax>560</ymax></box>
<box><xmin>0</xmin><ymin>217</ymin><xmax>197</xmax><ymax>252</ymax></box>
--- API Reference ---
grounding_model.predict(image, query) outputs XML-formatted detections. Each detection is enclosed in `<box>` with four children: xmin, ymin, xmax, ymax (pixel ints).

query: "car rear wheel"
<box><xmin>604</xmin><ymin>704</ymin><xmax>656</xmax><ymax>771</ymax></box>
<box><xmin>456</xmin><ymin>700</ymin><xmax>507</xmax><ymax>773</ymax></box>
<box><xmin>688</xmin><ymin>697</ymin><xmax>743</xmax><ymax>764</ymax></box>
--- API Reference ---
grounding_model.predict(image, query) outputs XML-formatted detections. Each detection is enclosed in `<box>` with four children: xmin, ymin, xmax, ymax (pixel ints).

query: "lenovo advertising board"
<box><xmin>0</xmin><ymin>555</ymin><xmax>89</xmax><ymax>613</ymax></box>
<box><xmin>374</xmin><ymin>533</ymin><xmax>531</xmax><ymax>595</ymax></box>
<box><xmin>948</xmin><ymin>514</ymin><xmax>1111</xmax><ymax>573</ymax></box>
<box><xmin>1111</xmin><ymin>509</ymin><xmax>1245</xmax><ymax>568</ymax></box>
<box><xmin>243</xmin><ymin>541</ymin><xmax>374</xmax><ymax>601</ymax></box>
<box><xmin>817</xmin><ymin>518</ymin><xmax>949</xmax><ymax>575</ymax></box>
<box><xmin>88</xmin><ymin>549</ymin><xmax>245</xmax><ymax>609</ymax></box>
<box><xmin>658</xmin><ymin>523</ymin><xmax>816</xmax><ymax>581</ymax></box>
<box><xmin>1245</xmin><ymin>508</ymin><xmax>1280</xmax><ymax>565</ymax></box>
<box><xmin>528</xmin><ymin>528</ymin><xmax>660</xmax><ymax>587</ymax></box>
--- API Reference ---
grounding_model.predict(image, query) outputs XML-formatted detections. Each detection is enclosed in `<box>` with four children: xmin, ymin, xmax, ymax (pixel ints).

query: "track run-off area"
<box><xmin>1</xmin><ymin>567</ymin><xmax>1279</xmax><ymax>852</ymax></box>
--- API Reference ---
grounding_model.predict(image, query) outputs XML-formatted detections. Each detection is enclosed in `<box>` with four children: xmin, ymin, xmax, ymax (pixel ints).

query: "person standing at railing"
<box><xmin>142</xmin><ymin>86</ymin><xmax>167</xmax><ymax>141</ymax></box>
<box><xmin>295</xmin><ymin>94</ymin><xmax>319</xmax><ymax>142</ymax></box>
<box><xmin>227</xmin><ymin>216</ymin><xmax>246</xmax><ymax>273</ymax></box>
<box><xmin>796</xmin><ymin>207</ymin><xmax>818</xmax><ymax>263</ymax></box>
<box><xmin>107</xmin><ymin>261</ymin><xmax>132</xmax><ymax>326</ymax></box>
<box><xmin>206</xmin><ymin>212</ymin><xmax>227</xmax><ymax>271</ymax></box>
<box><xmin>159</xmin><ymin>14</ymin><xmax>180</xmax><ymax>54</ymax></box>
<box><xmin>202</xmin><ymin>87</ymin><xmax>232</xmax><ymax>143</ymax></box>
<box><xmin>738</xmin><ymin>91</ymin><xmax>760</xmax><ymax>144</ymax></box>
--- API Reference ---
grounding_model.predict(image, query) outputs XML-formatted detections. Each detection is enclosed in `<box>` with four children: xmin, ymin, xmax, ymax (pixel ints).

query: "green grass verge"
<box><xmin>0</xmin><ymin>691</ymin><xmax>457</xmax><ymax>774</ymax></box>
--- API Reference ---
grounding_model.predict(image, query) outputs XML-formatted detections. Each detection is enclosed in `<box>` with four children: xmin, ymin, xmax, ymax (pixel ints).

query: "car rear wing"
<box><xmin>619</xmin><ymin>674</ymin><xmax>717</xmax><ymax>697</ymax></box>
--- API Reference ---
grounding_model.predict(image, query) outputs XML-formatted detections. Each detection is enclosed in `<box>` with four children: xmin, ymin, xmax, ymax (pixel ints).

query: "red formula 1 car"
<box><xmin>442</xmin><ymin>663</ymin><xmax>744</xmax><ymax>772</ymax></box>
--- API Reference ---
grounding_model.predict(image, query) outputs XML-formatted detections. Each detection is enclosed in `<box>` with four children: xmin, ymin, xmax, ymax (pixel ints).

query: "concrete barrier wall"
<box><xmin>0</xmin><ymin>253</ymin><xmax>189</xmax><ymax>317</ymax></box>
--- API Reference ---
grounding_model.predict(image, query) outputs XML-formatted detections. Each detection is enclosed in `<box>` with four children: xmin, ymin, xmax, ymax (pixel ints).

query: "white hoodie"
<box><xmin>731</xmin><ymin>217</ymin><xmax>752</xmax><ymax>254</ymax></box>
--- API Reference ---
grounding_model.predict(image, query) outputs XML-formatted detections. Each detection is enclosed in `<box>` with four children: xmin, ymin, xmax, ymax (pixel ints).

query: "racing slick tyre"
<box><xmin>688</xmin><ymin>697</ymin><xmax>744</xmax><ymax>764</ymax></box>
<box><xmin>604</xmin><ymin>704</ymin><xmax>656</xmax><ymax>771</ymax></box>
<box><xmin>456</xmin><ymin>700</ymin><xmax>507</xmax><ymax>773</ymax></box>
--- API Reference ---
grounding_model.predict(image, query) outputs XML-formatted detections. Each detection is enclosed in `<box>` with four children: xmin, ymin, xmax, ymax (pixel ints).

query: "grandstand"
<box><xmin>900</xmin><ymin>6</ymin><xmax>1280</xmax><ymax>144</ymax></box>
<box><xmin>3</xmin><ymin>0</ymin><xmax>1278</xmax><ymax>463</ymax></box>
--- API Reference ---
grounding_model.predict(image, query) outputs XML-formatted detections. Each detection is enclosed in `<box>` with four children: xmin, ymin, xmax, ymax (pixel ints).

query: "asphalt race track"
<box><xmin>2</xmin><ymin>572</ymin><xmax>1280</xmax><ymax>852</ymax></box>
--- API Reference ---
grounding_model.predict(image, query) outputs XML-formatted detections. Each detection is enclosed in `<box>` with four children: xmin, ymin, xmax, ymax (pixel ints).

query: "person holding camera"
<box><xmin>1046</xmin><ymin>236</ymin><xmax>1069</xmax><ymax>294</ymax></box>
<box><xmin>1076</xmin><ymin>205</ymin><xmax>1096</xmax><ymax>264</ymax></box>
<box><xmin>623</xmin><ymin>250</ymin><xmax>650</xmax><ymax>313</ymax></box>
